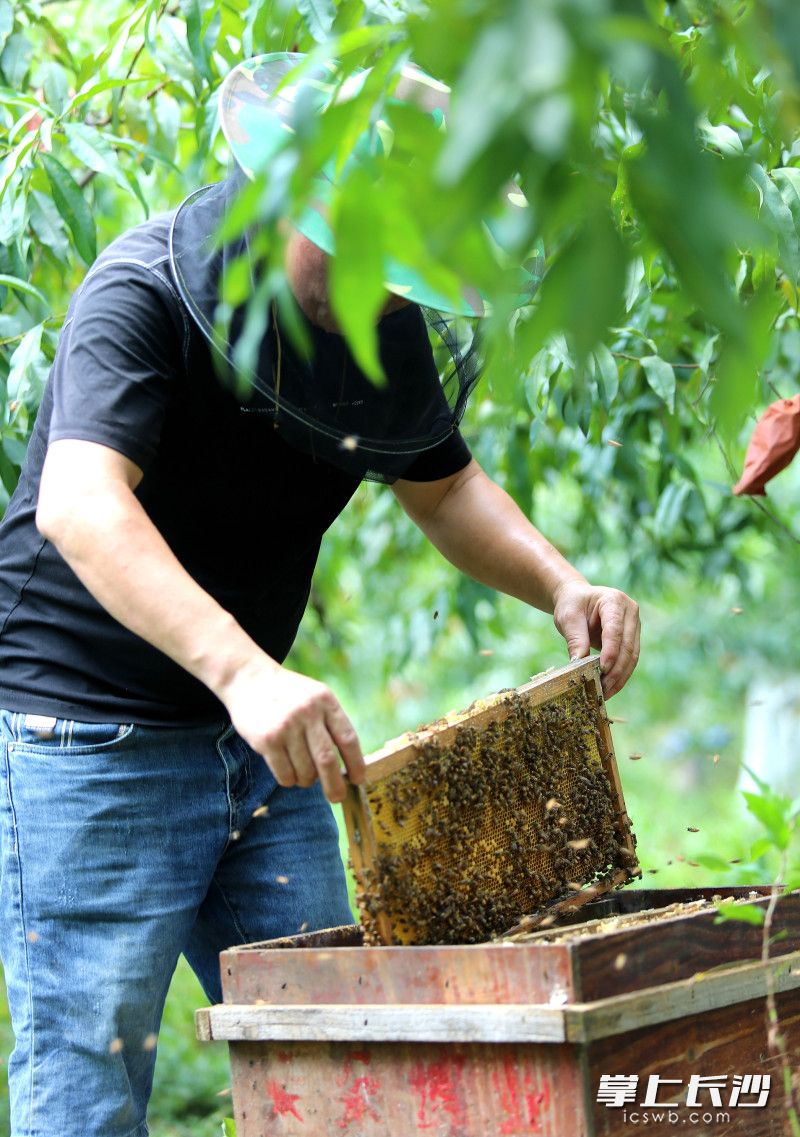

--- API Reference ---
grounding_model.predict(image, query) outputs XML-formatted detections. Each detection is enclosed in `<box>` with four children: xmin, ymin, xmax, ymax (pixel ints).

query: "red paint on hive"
<box><xmin>266</xmin><ymin>1080</ymin><xmax>303</xmax><ymax>1122</ymax></box>
<box><xmin>408</xmin><ymin>1056</ymin><xmax>466</xmax><ymax>1130</ymax></box>
<box><xmin>337</xmin><ymin>1075</ymin><xmax>381</xmax><ymax>1129</ymax></box>
<box><xmin>493</xmin><ymin>1056</ymin><xmax>549</xmax><ymax>1133</ymax></box>
<box><xmin>525</xmin><ymin>1071</ymin><xmax>550</xmax><ymax>1128</ymax></box>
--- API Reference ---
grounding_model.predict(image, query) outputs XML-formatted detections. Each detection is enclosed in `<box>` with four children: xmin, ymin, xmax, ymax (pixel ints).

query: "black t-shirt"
<box><xmin>0</xmin><ymin>206</ymin><xmax>471</xmax><ymax>725</ymax></box>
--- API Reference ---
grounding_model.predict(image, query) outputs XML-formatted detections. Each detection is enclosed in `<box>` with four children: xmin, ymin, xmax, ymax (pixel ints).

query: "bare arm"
<box><xmin>36</xmin><ymin>439</ymin><xmax>365</xmax><ymax>801</ymax></box>
<box><xmin>392</xmin><ymin>458</ymin><xmax>640</xmax><ymax>697</ymax></box>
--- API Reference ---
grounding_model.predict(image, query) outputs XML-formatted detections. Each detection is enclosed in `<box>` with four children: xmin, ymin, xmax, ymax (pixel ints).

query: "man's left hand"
<box><xmin>552</xmin><ymin>580</ymin><xmax>640</xmax><ymax>698</ymax></box>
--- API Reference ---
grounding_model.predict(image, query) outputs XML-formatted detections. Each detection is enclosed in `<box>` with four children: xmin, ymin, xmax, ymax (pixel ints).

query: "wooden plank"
<box><xmin>200</xmin><ymin>950</ymin><xmax>800</xmax><ymax>1045</ymax></box>
<box><xmin>573</xmin><ymin>889</ymin><xmax>800</xmax><ymax>1002</ymax></box>
<box><xmin>220</xmin><ymin>939</ymin><xmax>579</xmax><ymax>1007</ymax></box>
<box><xmin>225</xmin><ymin>924</ymin><xmax>363</xmax><ymax>951</ymax></box>
<box><xmin>588</xmin><ymin>988</ymin><xmax>800</xmax><ymax>1136</ymax></box>
<box><xmin>501</xmin><ymin>868</ymin><xmax>632</xmax><ymax>937</ymax></box>
<box><xmin>587</xmin><ymin>667</ymin><xmax>638</xmax><ymax>871</ymax></box>
<box><xmin>228</xmin><ymin>1040</ymin><xmax>587</xmax><ymax>1137</ymax></box>
<box><xmin>197</xmin><ymin>1003</ymin><xmax>570</xmax><ymax>1044</ymax></box>
<box><xmin>219</xmin><ymin>891</ymin><xmax>797</xmax><ymax>1009</ymax></box>
<box><xmin>341</xmin><ymin>784</ymin><xmax>395</xmax><ymax>944</ymax></box>
<box><xmin>588</xmin><ymin>884</ymin><xmax>775</xmax><ymax>915</ymax></box>
<box><xmin>358</xmin><ymin>657</ymin><xmax>601</xmax><ymax>784</ymax></box>
<box><xmin>566</xmin><ymin>948</ymin><xmax>800</xmax><ymax>1043</ymax></box>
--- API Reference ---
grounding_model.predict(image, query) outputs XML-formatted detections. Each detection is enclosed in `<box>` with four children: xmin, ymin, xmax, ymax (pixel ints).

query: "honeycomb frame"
<box><xmin>342</xmin><ymin>657</ymin><xmax>640</xmax><ymax>945</ymax></box>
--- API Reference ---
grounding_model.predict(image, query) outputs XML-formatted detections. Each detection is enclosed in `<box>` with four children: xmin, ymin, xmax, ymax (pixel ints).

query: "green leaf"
<box><xmin>181</xmin><ymin>0</ymin><xmax>204</xmax><ymax>75</ymax></box>
<box><xmin>750</xmin><ymin>837</ymin><xmax>774</xmax><ymax>860</ymax></box>
<box><xmin>222</xmin><ymin>1118</ymin><xmax>237</xmax><ymax>1136</ymax></box>
<box><xmin>100</xmin><ymin>131</ymin><xmax>181</xmax><ymax>174</ymax></box>
<box><xmin>714</xmin><ymin>901</ymin><xmax>766</xmax><ymax>926</ymax></box>
<box><xmin>782</xmin><ymin>865</ymin><xmax>800</xmax><ymax>894</ymax></box>
<box><xmin>592</xmin><ymin>343</ymin><xmax>619</xmax><ymax>409</ymax></box>
<box><xmin>333</xmin><ymin>0</ymin><xmax>366</xmax><ymax>35</ymax></box>
<box><xmin>653</xmin><ymin>480</ymin><xmax>692</xmax><ymax>540</ymax></box>
<box><xmin>0</xmin><ymin>442</ymin><xmax>20</xmax><ymax>496</ymax></box>
<box><xmin>0</xmin><ymin>0</ymin><xmax>14</xmax><ymax>56</ymax></box>
<box><xmin>40</xmin><ymin>61</ymin><xmax>70</xmax><ymax>116</ymax></box>
<box><xmin>297</xmin><ymin>0</ymin><xmax>336</xmax><ymax>43</ymax></box>
<box><xmin>1</xmin><ymin>435</ymin><xmax>27</xmax><ymax>466</ymax></box>
<box><xmin>0</xmin><ymin>32</ymin><xmax>32</xmax><ymax>89</ymax></box>
<box><xmin>7</xmin><ymin>324</ymin><xmax>47</xmax><ymax>405</ymax></box>
<box><xmin>27</xmin><ymin>188</ymin><xmax>68</xmax><ymax>260</ymax></box>
<box><xmin>640</xmin><ymin>355</ymin><xmax>676</xmax><ymax>413</ymax></box>
<box><xmin>64</xmin><ymin>123</ymin><xmax>139</xmax><ymax>200</ymax></box>
<box><xmin>180</xmin><ymin>0</ymin><xmax>219</xmax><ymax>82</ymax></box>
<box><xmin>65</xmin><ymin>75</ymin><xmax>152</xmax><ymax>115</ymax></box>
<box><xmin>41</xmin><ymin>154</ymin><xmax>97</xmax><ymax>266</ymax></box>
<box><xmin>698</xmin><ymin>116</ymin><xmax>743</xmax><ymax>156</ymax></box>
<box><xmin>623</xmin><ymin>256</ymin><xmax>645</xmax><ymax>312</ymax></box>
<box><xmin>0</xmin><ymin>275</ymin><xmax>47</xmax><ymax>307</ymax></box>
<box><xmin>437</xmin><ymin>23</ymin><xmax>517</xmax><ymax>184</ymax></box>
<box><xmin>150</xmin><ymin>91</ymin><xmax>181</xmax><ymax>161</ymax></box>
<box><xmin>711</xmin><ymin>286</ymin><xmax>783</xmax><ymax>437</ymax></box>
<box><xmin>518</xmin><ymin>209</ymin><xmax>626</xmax><ymax>364</ymax></box>
<box><xmin>0</xmin><ymin>87</ymin><xmax>45</xmax><ymax>112</ymax></box>
<box><xmin>0</xmin><ymin>172</ymin><xmax>27</xmax><ymax>245</ymax></box>
<box><xmin>773</xmin><ymin>167</ymin><xmax>800</xmax><ymax>207</ymax></box>
<box><xmin>750</xmin><ymin>163</ymin><xmax>800</xmax><ymax>284</ymax></box>
<box><xmin>329</xmin><ymin>165</ymin><xmax>388</xmax><ymax>382</ymax></box>
<box><xmin>742</xmin><ymin>790</ymin><xmax>791</xmax><ymax>850</ymax></box>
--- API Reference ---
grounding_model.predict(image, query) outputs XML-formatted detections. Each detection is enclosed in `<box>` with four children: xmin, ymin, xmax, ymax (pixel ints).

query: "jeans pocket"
<box><xmin>2</xmin><ymin>712</ymin><xmax>135</xmax><ymax>755</ymax></box>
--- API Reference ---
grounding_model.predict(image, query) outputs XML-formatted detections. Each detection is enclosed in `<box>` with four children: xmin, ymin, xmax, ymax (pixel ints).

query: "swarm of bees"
<box><xmin>352</xmin><ymin>682</ymin><xmax>634</xmax><ymax>946</ymax></box>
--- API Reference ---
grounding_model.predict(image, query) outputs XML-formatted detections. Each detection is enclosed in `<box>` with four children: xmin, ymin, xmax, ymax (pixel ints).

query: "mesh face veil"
<box><xmin>168</xmin><ymin>166</ymin><xmax>482</xmax><ymax>482</ymax></box>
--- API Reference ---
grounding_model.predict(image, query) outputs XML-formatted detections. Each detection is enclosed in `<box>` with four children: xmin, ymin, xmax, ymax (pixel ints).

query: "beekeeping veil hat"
<box><xmin>169</xmin><ymin>53</ymin><xmax>542</xmax><ymax>481</ymax></box>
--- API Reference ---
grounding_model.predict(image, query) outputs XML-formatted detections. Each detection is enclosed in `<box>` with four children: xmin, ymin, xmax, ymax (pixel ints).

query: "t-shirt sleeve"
<box><xmin>48</xmin><ymin>260</ymin><xmax>186</xmax><ymax>472</ymax></box>
<box><xmin>396</xmin><ymin>427</ymin><xmax>473</xmax><ymax>482</ymax></box>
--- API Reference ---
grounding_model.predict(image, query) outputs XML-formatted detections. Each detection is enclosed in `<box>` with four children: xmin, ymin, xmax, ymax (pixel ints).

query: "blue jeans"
<box><xmin>0</xmin><ymin>711</ymin><xmax>353</xmax><ymax>1137</ymax></box>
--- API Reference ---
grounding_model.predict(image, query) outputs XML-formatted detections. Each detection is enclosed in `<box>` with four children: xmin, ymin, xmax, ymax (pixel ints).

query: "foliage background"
<box><xmin>1</xmin><ymin>0</ymin><xmax>800</xmax><ymax>1132</ymax></box>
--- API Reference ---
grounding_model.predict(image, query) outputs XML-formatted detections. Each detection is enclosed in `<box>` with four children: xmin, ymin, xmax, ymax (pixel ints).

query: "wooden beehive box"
<box><xmin>342</xmin><ymin>657</ymin><xmax>639</xmax><ymax>944</ymax></box>
<box><xmin>199</xmin><ymin>887</ymin><xmax>800</xmax><ymax>1136</ymax></box>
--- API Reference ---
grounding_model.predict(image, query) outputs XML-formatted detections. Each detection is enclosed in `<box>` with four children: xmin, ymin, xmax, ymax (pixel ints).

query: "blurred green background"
<box><xmin>2</xmin><ymin>0</ymin><xmax>800</xmax><ymax>1132</ymax></box>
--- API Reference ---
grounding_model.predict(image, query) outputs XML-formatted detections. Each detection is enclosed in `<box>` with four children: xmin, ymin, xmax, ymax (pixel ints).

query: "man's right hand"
<box><xmin>37</xmin><ymin>440</ymin><xmax>366</xmax><ymax>805</ymax></box>
<box><xmin>220</xmin><ymin>659</ymin><xmax>366</xmax><ymax>803</ymax></box>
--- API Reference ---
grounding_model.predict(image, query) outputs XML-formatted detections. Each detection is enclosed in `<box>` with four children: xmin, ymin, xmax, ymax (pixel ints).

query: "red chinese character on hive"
<box><xmin>335</xmin><ymin>1051</ymin><xmax>380</xmax><ymax>1130</ymax></box>
<box><xmin>266</xmin><ymin>1080</ymin><xmax>303</xmax><ymax>1122</ymax></box>
<box><xmin>409</xmin><ymin>1058</ymin><xmax>466</xmax><ymax>1130</ymax></box>
<box><xmin>337</xmin><ymin>1075</ymin><xmax>381</xmax><ymax>1129</ymax></box>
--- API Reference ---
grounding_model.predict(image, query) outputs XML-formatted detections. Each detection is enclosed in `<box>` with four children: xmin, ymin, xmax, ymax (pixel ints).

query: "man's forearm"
<box><xmin>394</xmin><ymin>458</ymin><xmax>640</xmax><ymax>695</ymax></box>
<box><xmin>402</xmin><ymin>464</ymin><xmax>586</xmax><ymax>613</ymax></box>
<box><xmin>35</xmin><ymin>438</ymin><xmax>366</xmax><ymax>799</ymax></box>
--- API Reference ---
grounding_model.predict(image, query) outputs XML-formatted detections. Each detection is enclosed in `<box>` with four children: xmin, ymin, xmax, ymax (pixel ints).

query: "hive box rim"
<box><xmin>220</xmin><ymin>885</ymin><xmax>790</xmax><ymax>957</ymax></box>
<box><xmin>199</xmin><ymin>946</ymin><xmax>800</xmax><ymax>1045</ymax></box>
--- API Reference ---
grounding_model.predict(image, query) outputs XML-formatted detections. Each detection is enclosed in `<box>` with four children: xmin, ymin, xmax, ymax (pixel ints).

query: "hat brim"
<box><xmin>219</xmin><ymin>53</ymin><xmax>542</xmax><ymax>318</ymax></box>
